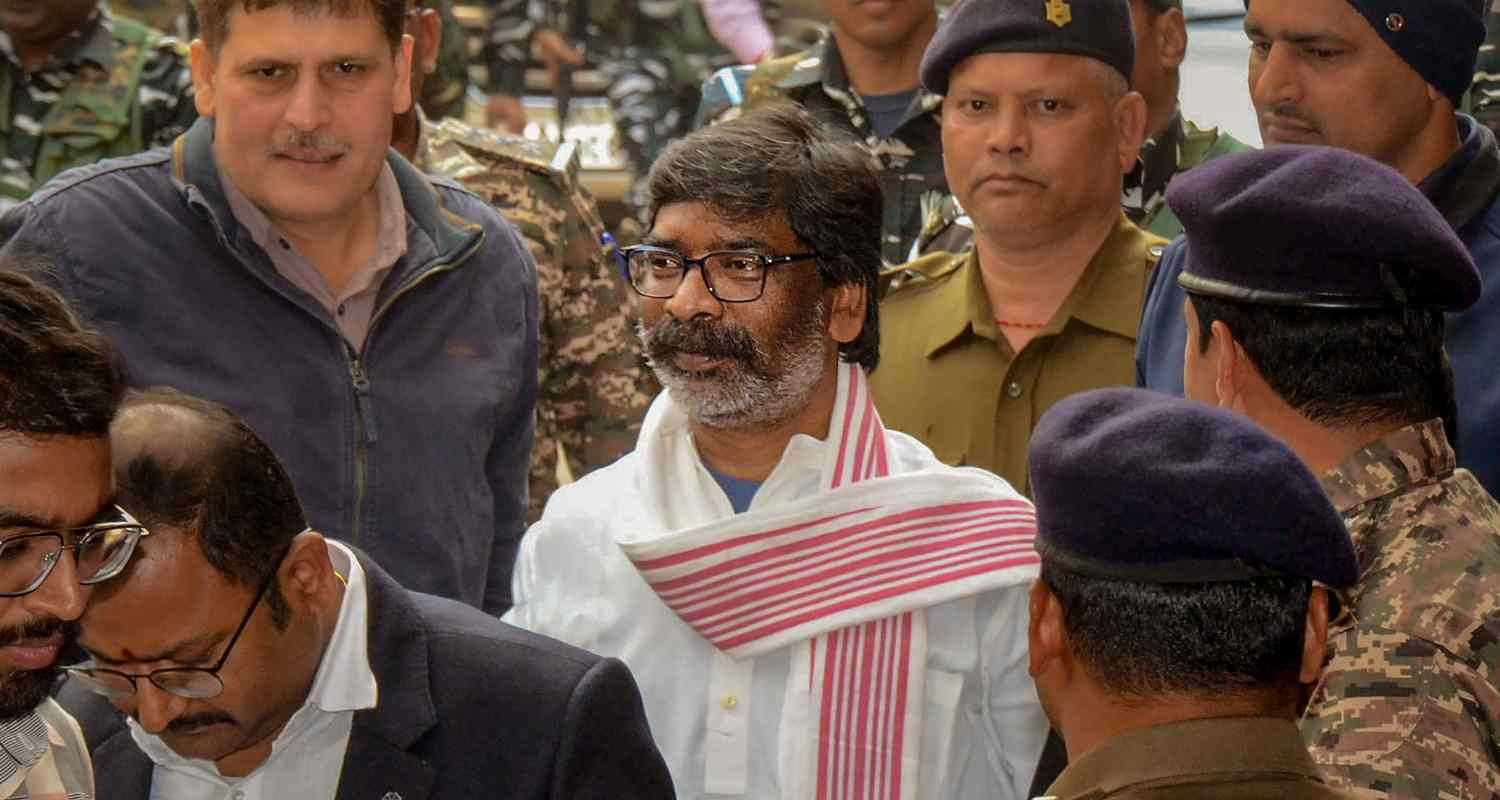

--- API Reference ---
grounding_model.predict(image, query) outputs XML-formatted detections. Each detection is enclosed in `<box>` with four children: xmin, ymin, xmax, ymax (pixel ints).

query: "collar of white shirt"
<box><xmin>129</xmin><ymin>539</ymin><xmax>378</xmax><ymax>784</ymax></box>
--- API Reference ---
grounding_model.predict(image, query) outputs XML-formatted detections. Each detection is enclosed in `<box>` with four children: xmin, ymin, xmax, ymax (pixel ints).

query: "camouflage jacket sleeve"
<box><xmin>427</xmin><ymin>125</ymin><xmax>656</xmax><ymax>520</ymax></box>
<box><xmin>527</xmin><ymin>162</ymin><xmax>655</xmax><ymax>521</ymax></box>
<box><xmin>1303</xmin><ymin>623</ymin><xmax>1500</xmax><ymax>797</ymax></box>
<box><xmin>137</xmin><ymin>36</ymin><xmax>196</xmax><ymax>148</ymax></box>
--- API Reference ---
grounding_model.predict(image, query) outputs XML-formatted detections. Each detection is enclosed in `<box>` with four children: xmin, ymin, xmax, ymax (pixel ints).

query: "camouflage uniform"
<box><xmin>917</xmin><ymin>111</ymin><xmax>1250</xmax><ymax>255</ymax></box>
<box><xmin>696</xmin><ymin>33</ymin><xmax>947</xmax><ymax>265</ymax></box>
<box><xmin>1473</xmin><ymin>1</ymin><xmax>1500</xmax><ymax>130</ymax></box>
<box><xmin>1303</xmin><ymin>418</ymin><xmax>1500</xmax><ymax>797</ymax></box>
<box><xmin>416</xmin><ymin>114</ymin><xmax>655</xmax><ymax>521</ymax></box>
<box><xmin>0</xmin><ymin>6</ymin><xmax>195</xmax><ymax>207</ymax></box>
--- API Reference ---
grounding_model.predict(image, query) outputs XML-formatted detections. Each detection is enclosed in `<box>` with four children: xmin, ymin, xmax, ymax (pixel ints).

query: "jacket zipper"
<box><xmin>345</xmin><ymin>231</ymin><xmax>486</xmax><ymax>547</ymax></box>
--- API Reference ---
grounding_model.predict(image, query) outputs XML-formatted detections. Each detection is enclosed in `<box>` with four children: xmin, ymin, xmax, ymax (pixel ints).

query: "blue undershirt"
<box><xmin>863</xmin><ymin>88</ymin><xmax>919</xmax><ymax>140</ymax></box>
<box><xmin>706</xmin><ymin>464</ymin><xmax>762</xmax><ymax>514</ymax></box>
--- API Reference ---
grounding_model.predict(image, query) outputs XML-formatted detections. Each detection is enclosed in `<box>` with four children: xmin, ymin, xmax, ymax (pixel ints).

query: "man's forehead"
<box><xmin>217</xmin><ymin>3</ymin><xmax>394</xmax><ymax>57</ymax></box>
<box><xmin>648</xmin><ymin>203</ymin><xmax>794</xmax><ymax>248</ymax></box>
<box><xmin>79</xmin><ymin>531</ymin><xmax>231</xmax><ymax>661</ymax></box>
<box><xmin>1245</xmin><ymin>0</ymin><xmax>1362</xmax><ymax>38</ymax></box>
<box><xmin>0</xmin><ymin>435</ymin><xmax>112</xmax><ymax>531</ymax></box>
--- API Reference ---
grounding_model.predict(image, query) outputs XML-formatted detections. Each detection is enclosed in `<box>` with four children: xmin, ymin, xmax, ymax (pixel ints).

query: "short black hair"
<box><xmin>1142</xmin><ymin>0</ymin><xmax>1181</xmax><ymax>12</ymax></box>
<box><xmin>647</xmin><ymin>103</ymin><xmax>884</xmax><ymax>371</ymax></box>
<box><xmin>112</xmin><ymin>389</ymin><xmax>307</xmax><ymax>627</ymax></box>
<box><xmin>1189</xmin><ymin>293</ymin><xmax>1456</xmax><ymax>438</ymax></box>
<box><xmin>0</xmin><ymin>268</ymin><xmax>122</xmax><ymax>440</ymax></box>
<box><xmin>194</xmin><ymin>0</ymin><xmax>407</xmax><ymax>54</ymax></box>
<box><xmin>1041</xmin><ymin>561</ymin><xmax>1311</xmax><ymax>704</ymax></box>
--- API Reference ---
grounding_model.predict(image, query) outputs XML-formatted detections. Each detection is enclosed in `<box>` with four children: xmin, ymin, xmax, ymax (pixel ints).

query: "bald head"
<box><xmin>110</xmin><ymin>389</ymin><xmax>307</xmax><ymax>622</ymax></box>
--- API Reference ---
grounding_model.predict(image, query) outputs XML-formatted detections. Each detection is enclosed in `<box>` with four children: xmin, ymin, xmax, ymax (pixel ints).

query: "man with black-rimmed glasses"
<box><xmin>507</xmin><ymin>103</ymin><xmax>1048</xmax><ymax>800</ymax></box>
<box><xmin>58</xmin><ymin>387</ymin><xmax>673</xmax><ymax>799</ymax></box>
<box><xmin>0</xmin><ymin>268</ymin><xmax>131</xmax><ymax>800</ymax></box>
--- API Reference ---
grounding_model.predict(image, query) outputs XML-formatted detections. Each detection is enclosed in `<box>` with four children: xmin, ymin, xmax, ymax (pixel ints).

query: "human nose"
<box><xmin>663</xmin><ymin>264</ymin><xmax>723</xmax><ymax>321</ymax></box>
<box><xmin>132</xmin><ymin>681</ymin><xmax>189</xmax><ymax>735</ymax></box>
<box><xmin>1249</xmin><ymin>42</ymin><xmax>1299</xmax><ymax>112</ymax></box>
<box><xmin>22</xmin><ymin>549</ymin><xmax>85</xmax><ymax>622</ymax></box>
<box><xmin>283</xmin><ymin>72</ymin><xmax>333</xmax><ymax>131</ymax></box>
<box><xmin>986</xmin><ymin>101</ymin><xmax>1028</xmax><ymax>156</ymax></box>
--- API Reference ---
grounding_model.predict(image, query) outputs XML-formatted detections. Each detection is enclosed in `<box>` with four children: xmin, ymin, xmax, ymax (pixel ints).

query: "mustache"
<box><xmin>640</xmin><ymin>316</ymin><xmax>759</xmax><ymax>367</ymax></box>
<box><xmin>0</xmin><ymin>616</ymin><xmax>75</xmax><ymax>649</ymax></box>
<box><xmin>266</xmin><ymin>131</ymin><xmax>350</xmax><ymax>160</ymax></box>
<box><xmin>1260</xmin><ymin>103</ymin><xmax>1320</xmax><ymax>131</ymax></box>
<box><xmin>164</xmin><ymin>712</ymin><xmax>237</xmax><ymax>735</ymax></box>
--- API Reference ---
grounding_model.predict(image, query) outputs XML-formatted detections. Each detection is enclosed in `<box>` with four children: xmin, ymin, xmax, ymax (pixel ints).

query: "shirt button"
<box><xmin>721</xmin><ymin>694</ymin><xmax>739</xmax><ymax>710</ymax></box>
<box><xmin>278</xmin><ymin>238</ymin><xmax>290</xmax><ymax>250</ymax></box>
<box><xmin>1006</xmin><ymin>381</ymin><xmax>1023</xmax><ymax>399</ymax></box>
<box><xmin>337</xmin><ymin>303</ymin><xmax>347</xmax><ymax>316</ymax></box>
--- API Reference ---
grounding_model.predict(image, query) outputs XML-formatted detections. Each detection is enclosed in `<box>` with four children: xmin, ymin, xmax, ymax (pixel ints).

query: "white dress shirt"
<box><xmin>507</xmin><ymin>415</ymin><xmax>1047</xmax><ymax>800</ymax></box>
<box><xmin>135</xmin><ymin>541</ymin><xmax>378</xmax><ymax>800</ymax></box>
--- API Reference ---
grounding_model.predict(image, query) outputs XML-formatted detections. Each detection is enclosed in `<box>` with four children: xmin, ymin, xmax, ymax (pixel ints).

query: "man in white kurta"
<box><xmin>505</xmin><ymin>104</ymin><xmax>1047</xmax><ymax>800</ymax></box>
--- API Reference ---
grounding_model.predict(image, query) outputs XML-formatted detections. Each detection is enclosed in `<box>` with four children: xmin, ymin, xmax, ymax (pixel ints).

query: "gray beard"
<box><xmin>639</xmin><ymin>300</ymin><xmax>830</xmax><ymax>430</ymax></box>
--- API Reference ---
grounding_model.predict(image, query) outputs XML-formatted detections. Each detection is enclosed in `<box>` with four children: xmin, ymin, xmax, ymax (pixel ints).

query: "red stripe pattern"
<box><xmin>631</xmin><ymin>365</ymin><xmax>1037</xmax><ymax>799</ymax></box>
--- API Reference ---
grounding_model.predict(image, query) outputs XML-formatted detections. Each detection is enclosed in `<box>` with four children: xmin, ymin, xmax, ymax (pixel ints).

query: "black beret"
<box><xmin>920</xmin><ymin>0</ymin><xmax>1134</xmax><ymax>96</ymax></box>
<box><xmin>1169</xmin><ymin>145</ymin><xmax>1480</xmax><ymax>312</ymax></box>
<box><xmin>1028</xmin><ymin>388</ymin><xmax>1359</xmax><ymax>588</ymax></box>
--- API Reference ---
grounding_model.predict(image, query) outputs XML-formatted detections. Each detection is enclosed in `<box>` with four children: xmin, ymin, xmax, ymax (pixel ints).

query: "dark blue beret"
<box><xmin>1168</xmin><ymin>145</ymin><xmax>1480</xmax><ymax>311</ymax></box>
<box><xmin>920</xmin><ymin>0</ymin><xmax>1134</xmax><ymax>96</ymax></box>
<box><xmin>1028</xmin><ymin>388</ymin><xmax>1359</xmax><ymax>588</ymax></box>
<box><xmin>1246</xmin><ymin>0</ymin><xmax>1483</xmax><ymax>107</ymax></box>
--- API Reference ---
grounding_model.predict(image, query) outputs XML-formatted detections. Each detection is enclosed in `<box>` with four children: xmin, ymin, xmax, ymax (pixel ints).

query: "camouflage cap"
<box><xmin>1171</xmin><ymin>145</ymin><xmax>1480</xmax><ymax>312</ymax></box>
<box><xmin>1028</xmin><ymin>388</ymin><xmax>1359</xmax><ymax>588</ymax></box>
<box><xmin>919</xmin><ymin>0</ymin><xmax>1135</xmax><ymax>94</ymax></box>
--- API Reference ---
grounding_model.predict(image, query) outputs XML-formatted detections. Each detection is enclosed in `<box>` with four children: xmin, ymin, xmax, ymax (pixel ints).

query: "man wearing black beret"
<box><xmin>1174</xmin><ymin>145</ymin><xmax>1500</xmax><ymax>797</ymax></box>
<box><xmin>871</xmin><ymin>0</ymin><xmax>1166</xmax><ymax>497</ymax></box>
<box><xmin>1025</xmin><ymin>387</ymin><xmax>1361</xmax><ymax>800</ymax></box>
<box><xmin>1136</xmin><ymin>0</ymin><xmax>1500</xmax><ymax>504</ymax></box>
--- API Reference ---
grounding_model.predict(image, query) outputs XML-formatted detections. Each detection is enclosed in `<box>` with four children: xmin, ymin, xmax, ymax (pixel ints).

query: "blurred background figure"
<box><xmin>0</xmin><ymin>0</ymin><xmax>195</xmax><ymax>209</ymax></box>
<box><xmin>696</xmin><ymin>0</ymin><xmax>945</xmax><ymax>266</ymax></box>
<box><xmin>481</xmin><ymin>0</ymin><xmax>744</xmax><ymax>224</ymax></box>
<box><xmin>106</xmin><ymin>0</ymin><xmax>195</xmax><ymax>39</ymax></box>
<box><xmin>702</xmin><ymin>0</ymin><xmax>775</xmax><ymax>63</ymax></box>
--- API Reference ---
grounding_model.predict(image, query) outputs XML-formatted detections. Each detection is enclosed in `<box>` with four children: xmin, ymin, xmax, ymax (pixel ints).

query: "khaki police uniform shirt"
<box><xmin>871</xmin><ymin>214</ymin><xmax>1163</xmax><ymax>494</ymax></box>
<box><xmin>1038</xmin><ymin>717</ymin><xmax>1359</xmax><ymax>800</ymax></box>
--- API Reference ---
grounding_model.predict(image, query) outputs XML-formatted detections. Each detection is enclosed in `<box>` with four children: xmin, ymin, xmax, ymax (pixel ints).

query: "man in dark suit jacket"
<box><xmin>56</xmin><ymin>388</ymin><xmax>675</xmax><ymax>800</ymax></box>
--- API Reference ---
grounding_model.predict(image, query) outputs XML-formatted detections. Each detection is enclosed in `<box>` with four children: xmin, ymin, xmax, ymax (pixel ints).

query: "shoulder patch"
<box><xmin>432</xmin><ymin>118</ymin><xmax>564</xmax><ymax>178</ymax></box>
<box><xmin>879</xmin><ymin>250</ymin><xmax>966</xmax><ymax>297</ymax></box>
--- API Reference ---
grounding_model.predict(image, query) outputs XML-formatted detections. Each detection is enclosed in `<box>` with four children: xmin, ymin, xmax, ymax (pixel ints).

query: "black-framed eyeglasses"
<box><xmin>0</xmin><ymin>506</ymin><xmax>150</xmax><ymax>597</ymax></box>
<box><xmin>65</xmin><ymin>548</ymin><xmax>289</xmax><ymax>701</ymax></box>
<box><xmin>617</xmin><ymin>245</ymin><xmax>820</xmax><ymax>303</ymax></box>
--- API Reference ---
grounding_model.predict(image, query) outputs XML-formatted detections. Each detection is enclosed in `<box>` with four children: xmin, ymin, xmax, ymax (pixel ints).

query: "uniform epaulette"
<box><xmin>879</xmin><ymin>249</ymin><xmax>965</xmax><ymax>297</ymax></box>
<box><xmin>431</xmin><ymin>117</ymin><xmax>572</xmax><ymax>181</ymax></box>
<box><xmin>745</xmin><ymin>46</ymin><xmax>825</xmax><ymax>103</ymax></box>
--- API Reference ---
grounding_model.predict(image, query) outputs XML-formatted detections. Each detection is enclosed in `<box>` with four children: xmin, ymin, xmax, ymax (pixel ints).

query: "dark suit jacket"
<box><xmin>59</xmin><ymin>554</ymin><xmax>676</xmax><ymax>800</ymax></box>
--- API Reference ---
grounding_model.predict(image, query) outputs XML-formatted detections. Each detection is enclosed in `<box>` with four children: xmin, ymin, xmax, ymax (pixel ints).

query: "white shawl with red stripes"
<box><xmin>618</xmin><ymin>363</ymin><xmax>1038</xmax><ymax>800</ymax></box>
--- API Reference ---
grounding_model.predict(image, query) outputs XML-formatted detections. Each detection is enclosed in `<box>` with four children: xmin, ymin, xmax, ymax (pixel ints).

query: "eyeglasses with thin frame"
<box><xmin>617</xmin><ymin>245</ymin><xmax>820</xmax><ymax>303</ymax></box>
<box><xmin>65</xmin><ymin>544</ymin><xmax>296</xmax><ymax>702</ymax></box>
<box><xmin>0</xmin><ymin>506</ymin><xmax>151</xmax><ymax>597</ymax></box>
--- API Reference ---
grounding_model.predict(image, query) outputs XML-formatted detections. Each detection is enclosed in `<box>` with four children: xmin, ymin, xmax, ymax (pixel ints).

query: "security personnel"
<box><xmin>916</xmin><ymin>0</ymin><xmax>1249</xmax><ymax>255</ymax></box>
<box><xmin>0</xmin><ymin>0</ymin><xmax>195</xmax><ymax>207</ymax></box>
<box><xmin>870</xmin><ymin>0</ymin><xmax>1164</xmax><ymax>495</ymax></box>
<box><xmin>1026</xmin><ymin>387</ymin><xmax>1362</xmax><ymax>800</ymax></box>
<box><xmin>394</xmin><ymin>0</ymin><xmax>655</xmax><ymax>521</ymax></box>
<box><xmin>696</xmin><ymin>0</ymin><xmax>946</xmax><ymax>264</ymax></box>
<box><xmin>1172</xmin><ymin>146</ymin><xmax>1500</xmax><ymax>797</ymax></box>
